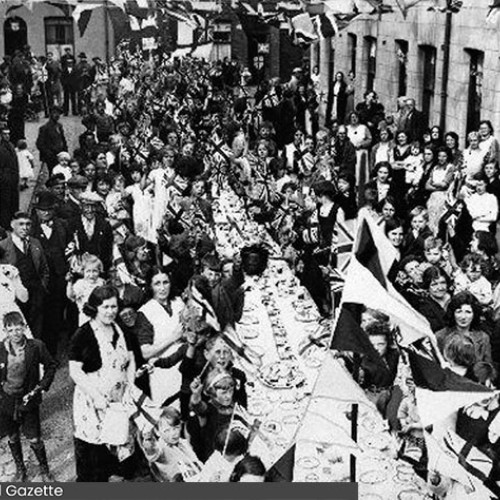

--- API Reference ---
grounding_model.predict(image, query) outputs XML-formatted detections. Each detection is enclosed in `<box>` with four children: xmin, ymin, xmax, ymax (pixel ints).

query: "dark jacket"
<box><xmin>30</xmin><ymin>216</ymin><xmax>69</xmax><ymax>277</ymax></box>
<box><xmin>69</xmin><ymin>321</ymin><xmax>134</xmax><ymax>373</ymax></box>
<box><xmin>36</xmin><ymin>119</ymin><xmax>68</xmax><ymax>168</ymax></box>
<box><xmin>0</xmin><ymin>234</ymin><xmax>50</xmax><ymax>290</ymax></box>
<box><xmin>61</xmin><ymin>65</ymin><xmax>79</xmax><ymax>91</ymax></box>
<box><xmin>0</xmin><ymin>338</ymin><xmax>56</xmax><ymax>406</ymax></box>
<box><xmin>332</xmin><ymin>138</ymin><xmax>356</xmax><ymax>178</ymax></box>
<box><xmin>56</xmin><ymin>196</ymin><xmax>82</xmax><ymax>221</ymax></box>
<box><xmin>402</xmin><ymin>226</ymin><xmax>433</xmax><ymax>259</ymax></box>
<box><xmin>404</xmin><ymin>109</ymin><xmax>426</xmax><ymax>143</ymax></box>
<box><xmin>67</xmin><ymin>215</ymin><xmax>113</xmax><ymax>272</ymax></box>
<box><xmin>0</xmin><ymin>138</ymin><xmax>19</xmax><ymax>182</ymax></box>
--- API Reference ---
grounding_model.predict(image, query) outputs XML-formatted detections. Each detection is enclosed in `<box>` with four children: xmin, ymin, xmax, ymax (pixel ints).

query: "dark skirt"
<box><xmin>74</xmin><ymin>437</ymin><xmax>117</xmax><ymax>482</ymax></box>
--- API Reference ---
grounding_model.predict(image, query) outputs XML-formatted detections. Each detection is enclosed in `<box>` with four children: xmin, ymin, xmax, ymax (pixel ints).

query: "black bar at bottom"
<box><xmin>0</xmin><ymin>482</ymin><xmax>358</xmax><ymax>500</ymax></box>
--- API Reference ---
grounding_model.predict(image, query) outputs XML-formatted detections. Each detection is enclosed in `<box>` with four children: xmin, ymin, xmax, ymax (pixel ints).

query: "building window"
<box><xmin>347</xmin><ymin>33</ymin><xmax>357</xmax><ymax>75</ymax></box>
<box><xmin>365</xmin><ymin>36</ymin><xmax>377</xmax><ymax>92</ymax></box>
<box><xmin>465</xmin><ymin>49</ymin><xmax>484</xmax><ymax>134</ymax></box>
<box><xmin>396</xmin><ymin>40</ymin><xmax>408</xmax><ymax>97</ymax></box>
<box><xmin>211</xmin><ymin>22</ymin><xmax>231</xmax><ymax>44</ymax></box>
<box><xmin>44</xmin><ymin>17</ymin><xmax>74</xmax><ymax>59</ymax></box>
<box><xmin>419</xmin><ymin>45</ymin><xmax>436</xmax><ymax>125</ymax></box>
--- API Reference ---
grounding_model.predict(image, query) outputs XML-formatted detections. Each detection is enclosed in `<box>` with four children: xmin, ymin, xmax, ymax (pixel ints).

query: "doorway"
<box><xmin>4</xmin><ymin>17</ymin><xmax>28</xmax><ymax>56</ymax></box>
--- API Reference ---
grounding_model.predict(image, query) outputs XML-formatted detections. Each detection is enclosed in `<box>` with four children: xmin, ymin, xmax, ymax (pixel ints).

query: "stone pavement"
<box><xmin>0</xmin><ymin>115</ymin><xmax>84</xmax><ymax>483</ymax></box>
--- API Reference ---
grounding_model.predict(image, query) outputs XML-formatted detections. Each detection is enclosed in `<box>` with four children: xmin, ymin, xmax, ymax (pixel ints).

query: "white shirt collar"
<box><xmin>11</xmin><ymin>233</ymin><xmax>27</xmax><ymax>252</ymax></box>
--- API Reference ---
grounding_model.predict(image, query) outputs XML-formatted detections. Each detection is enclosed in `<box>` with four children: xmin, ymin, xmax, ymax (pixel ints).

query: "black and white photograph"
<box><xmin>0</xmin><ymin>0</ymin><xmax>499</xmax><ymax>498</ymax></box>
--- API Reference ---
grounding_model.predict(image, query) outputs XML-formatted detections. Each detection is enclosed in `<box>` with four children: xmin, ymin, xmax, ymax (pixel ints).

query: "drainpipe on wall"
<box><xmin>439</xmin><ymin>10</ymin><xmax>452</xmax><ymax>131</ymax></box>
<box><xmin>104</xmin><ymin>0</ymin><xmax>110</xmax><ymax>65</ymax></box>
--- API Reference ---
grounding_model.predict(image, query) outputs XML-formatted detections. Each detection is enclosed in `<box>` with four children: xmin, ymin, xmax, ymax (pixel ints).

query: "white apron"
<box><xmin>73</xmin><ymin>322</ymin><xmax>130</xmax><ymax>445</ymax></box>
<box><xmin>139</xmin><ymin>298</ymin><xmax>184</xmax><ymax>406</ymax></box>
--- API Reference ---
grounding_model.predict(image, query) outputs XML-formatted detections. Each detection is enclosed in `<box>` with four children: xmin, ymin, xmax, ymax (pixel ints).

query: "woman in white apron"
<box><xmin>69</xmin><ymin>285</ymin><xmax>136</xmax><ymax>482</ymax></box>
<box><xmin>346</xmin><ymin>111</ymin><xmax>372</xmax><ymax>189</ymax></box>
<box><xmin>137</xmin><ymin>268</ymin><xmax>185</xmax><ymax>407</ymax></box>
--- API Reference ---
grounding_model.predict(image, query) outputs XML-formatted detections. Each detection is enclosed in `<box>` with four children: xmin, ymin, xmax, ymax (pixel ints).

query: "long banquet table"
<box><xmin>211</xmin><ymin>186</ymin><xmax>431</xmax><ymax>497</ymax></box>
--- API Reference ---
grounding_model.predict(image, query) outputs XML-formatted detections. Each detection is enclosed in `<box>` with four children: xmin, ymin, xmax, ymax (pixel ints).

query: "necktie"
<box><xmin>23</xmin><ymin>239</ymin><xmax>29</xmax><ymax>255</ymax></box>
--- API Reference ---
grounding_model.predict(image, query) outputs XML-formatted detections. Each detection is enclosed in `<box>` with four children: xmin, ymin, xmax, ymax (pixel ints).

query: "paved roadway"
<box><xmin>0</xmin><ymin>115</ymin><xmax>84</xmax><ymax>482</ymax></box>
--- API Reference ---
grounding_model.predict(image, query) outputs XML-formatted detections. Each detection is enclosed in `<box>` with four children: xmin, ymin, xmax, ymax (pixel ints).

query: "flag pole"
<box><xmin>222</xmin><ymin>404</ymin><xmax>237</xmax><ymax>458</ymax></box>
<box><xmin>349</xmin><ymin>403</ymin><xmax>358</xmax><ymax>482</ymax></box>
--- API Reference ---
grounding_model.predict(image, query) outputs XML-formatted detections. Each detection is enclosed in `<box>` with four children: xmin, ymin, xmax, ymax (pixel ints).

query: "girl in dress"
<box><xmin>16</xmin><ymin>139</ymin><xmax>35</xmax><ymax>190</ymax></box>
<box><xmin>66</xmin><ymin>253</ymin><xmax>106</xmax><ymax>326</ymax></box>
<box><xmin>126</xmin><ymin>165</ymin><xmax>153</xmax><ymax>241</ymax></box>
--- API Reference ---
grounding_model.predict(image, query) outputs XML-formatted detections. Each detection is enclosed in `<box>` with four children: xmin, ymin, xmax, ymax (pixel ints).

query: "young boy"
<box><xmin>140</xmin><ymin>407</ymin><xmax>202</xmax><ymax>482</ymax></box>
<box><xmin>0</xmin><ymin>311</ymin><xmax>56</xmax><ymax>482</ymax></box>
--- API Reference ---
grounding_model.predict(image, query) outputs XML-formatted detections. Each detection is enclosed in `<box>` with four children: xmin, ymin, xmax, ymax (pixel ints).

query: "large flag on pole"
<box><xmin>339</xmin><ymin>214</ymin><xmax>434</xmax><ymax>347</ymax></box>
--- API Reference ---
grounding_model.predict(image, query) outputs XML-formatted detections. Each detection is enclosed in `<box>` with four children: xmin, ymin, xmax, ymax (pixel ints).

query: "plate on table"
<box><xmin>397</xmin><ymin>490</ymin><xmax>426</xmax><ymax>500</ymax></box>
<box><xmin>305</xmin><ymin>356</ymin><xmax>323</xmax><ymax>369</ymax></box>
<box><xmin>247</xmin><ymin>399</ymin><xmax>271</xmax><ymax>417</ymax></box>
<box><xmin>250</xmin><ymin>345</ymin><xmax>265</xmax><ymax>358</ymax></box>
<box><xmin>359</xmin><ymin>469</ymin><xmax>388</xmax><ymax>484</ymax></box>
<box><xmin>262</xmin><ymin>420</ymin><xmax>282</xmax><ymax>435</ymax></box>
<box><xmin>258</xmin><ymin>361</ymin><xmax>306</xmax><ymax>389</ymax></box>
<box><xmin>296</xmin><ymin>456</ymin><xmax>320</xmax><ymax>470</ymax></box>
<box><xmin>304</xmin><ymin>473</ymin><xmax>320</xmax><ymax>482</ymax></box>
<box><xmin>362</xmin><ymin>433</ymin><xmax>392</xmax><ymax>451</ymax></box>
<box><xmin>282</xmin><ymin>414</ymin><xmax>301</xmax><ymax>427</ymax></box>
<box><xmin>241</xmin><ymin>327</ymin><xmax>260</xmax><ymax>340</ymax></box>
<box><xmin>279</xmin><ymin>399</ymin><xmax>299</xmax><ymax>412</ymax></box>
<box><xmin>295</xmin><ymin>310</ymin><xmax>319</xmax><ymax>323</ymax></box>
<box><xmin>239</xmin><ymin>316</ymin><xmax>259</xmax><ymax>326</ymax></box>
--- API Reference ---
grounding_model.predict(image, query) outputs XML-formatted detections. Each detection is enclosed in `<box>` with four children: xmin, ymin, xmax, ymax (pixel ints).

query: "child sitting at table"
<box><xmin>140</xmin><ymin>406</ymin><xmax>202</xmax><ymax>482</ymax></box>
<box><xmin>179</xmin><ymin>334</ymin><xmax>248</xmax><ymax>421</ymax></box>
<box><xmin>189</xmin><ymin>368</ymin><xmax>236</xmax><ymax>461</ymax></box>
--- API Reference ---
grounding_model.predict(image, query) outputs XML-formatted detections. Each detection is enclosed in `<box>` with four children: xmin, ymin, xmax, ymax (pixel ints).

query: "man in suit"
<box><xmin>45</xmin><ymin>52</ymin><xmax>62</xmax><ymax>109</ymax></box>
<box><xmin>61</xmin><ymin>59</ymin><xmax>78</xmax><ymax>116</ymax></box>
<box><xmin>74</xmin><ymin>53</ymin><xmax>93</xmax><ymax>115</ymax></box>
<box><xmin>60</xmin><ymin>47</ymin><xmax>75</xmax><ymax>72</ymax></box>
<box><xmin>0</xmin><ymin>212</ymin><xmax>50</xmax><ymax>339</ymax></box>
<box><xmin>36</xmin><ymin>106</ymin><xmax>68</xmax><ymax>173</ymax></box>
<box><xmin>0</xmin><ymin>124</ymin><xmax>19</xmax><ymax>229</ymax></box>
<box><xmin>404</xmin><ymin>98</ymin><xmax>426</xmax><ymax>143</ymax></box>
<box><xmin>332</xmin><ymin>125</ymin><xmax>357</xmax><ymax>178</ymax></box>
<box><xmin>67</xmin><ymin>191</ymin><xmax>113</xmax><ymax>274</ymax></box>
<box><xmin>31</xmin><ymin>192</ymin><xmax>70</xmax><ymax>356</ymax></box>
<box><xmin>56</xmin><ymin>174</ymin><xmax>88</xmax><ymax>221</ymax></box>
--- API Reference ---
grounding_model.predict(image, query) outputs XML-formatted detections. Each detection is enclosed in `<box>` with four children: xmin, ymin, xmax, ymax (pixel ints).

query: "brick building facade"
<box><xmin>314</xmin><ymin>0</ymin><xmax>500</xmax><ymax>142</ymax></box>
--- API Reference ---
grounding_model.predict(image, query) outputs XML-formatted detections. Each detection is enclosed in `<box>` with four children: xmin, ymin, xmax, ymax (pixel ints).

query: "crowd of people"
<box><xmin>0</xmin><ymin>39</ymin><xmax>499</xmax><ymax>494</ymax></box>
